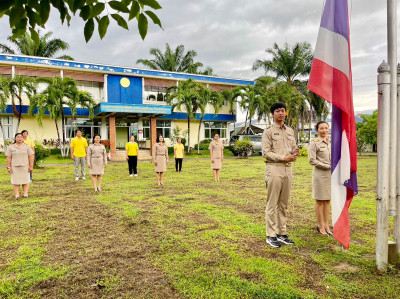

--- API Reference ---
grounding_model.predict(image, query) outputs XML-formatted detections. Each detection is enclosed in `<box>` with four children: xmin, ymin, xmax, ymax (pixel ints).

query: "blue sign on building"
<box><xmin>107</xmin><ymin>75</ymin><xmax>143</xmax><ymax>104</ymax></box>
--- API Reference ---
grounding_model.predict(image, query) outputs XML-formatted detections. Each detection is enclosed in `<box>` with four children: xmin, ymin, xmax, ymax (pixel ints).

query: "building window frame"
<box><xmin>204</xmin><ymin>121</ymin><xmax>227</xmax><ymax>139</ymax></box>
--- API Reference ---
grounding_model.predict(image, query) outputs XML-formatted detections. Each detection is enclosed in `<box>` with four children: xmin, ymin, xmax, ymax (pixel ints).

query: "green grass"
<box><xmin>0</xmin><ymin>155</ymin><xmax>398</xmax><ymax>298</ymax></box>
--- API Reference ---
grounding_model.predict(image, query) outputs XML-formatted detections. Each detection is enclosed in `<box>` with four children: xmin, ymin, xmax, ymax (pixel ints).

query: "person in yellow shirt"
<box><xmin>174</xmin><ymin>137</ymin><xmax>185</xmax><ymax>173</ymax></box>
<box><xmin>21</xmin><ymin>130</ymin><xmax>35</xmax><ymax>183</ymax></box>
<box><xmin>125</xmin><ymin>135</ymin><xmax>139</xmax><ymax>177</ymax></box>
<box><xmin>70</xmin><ymin>129</ymin><xmax>88</xmax><ymax>180</ymax></box>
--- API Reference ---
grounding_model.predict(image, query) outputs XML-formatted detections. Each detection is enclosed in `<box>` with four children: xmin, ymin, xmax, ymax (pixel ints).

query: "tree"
<box><xmin>238</xmin><ymin>85</ymin><xmax>262</xmax><ymax>134</ymax></box>
<box><xmin>254</xmin><ymin>76</ymin><xmax>276</xmax><ymax>123</ymax></box>
<box><xmin>0</xmin><ymin>77</ymin><xmax>10</xmax><ymax>148</ymax></box>
<box><xmin>0</xmin><ymin>0</ymin><xmax>162</xmax><ymax>42</ymax></box>
<box><xmin>356</xmin><ymin>111</ymin><xmax>378</xmax><ymax>153</ymax></box>
<box><xmin>253</xmin><ymin>42</ymin><xmax>313</xmax><ymax>85</ymax></box>
<box><xmin>7</xmin><ymin>75</ymin><xmax>37</xmax><ymax>133</ymax></box>
<box><xmin>221</xmin><ymin>87</ymin><xmax>242</xmax><ymax>136</ymax></box>
<box><xmin>0</xmin><ymin>31</ymin><xmax>74</xmax><ymax>60</ymax></box>
<box><xmin>137</xmin><ymin>43</ymin><xmax>213</xmax><ymax>75</ymax></box>
<box><xmin>28</xmin><ymin>76</ymin><xmax>95</xmax><ymax>157</ymax></box>
<box><xmin>195</xmin><ymin>86</ymin><xmax>223</xmax><ymax>154</ymax></box>
<box><xmin>166</xmin><ymin>79</ymin><xmax>201</xmax><ymax>153</ymax></box>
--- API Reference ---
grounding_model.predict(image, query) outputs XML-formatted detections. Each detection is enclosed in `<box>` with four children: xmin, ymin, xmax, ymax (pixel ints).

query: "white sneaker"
<box><xmin>134</xmin><ymin>174</ymin><xmax>138</xmax><ymax>177</ymax></box>
<box><xmin>130</xmin><ymin>174</ymin><xmax>133</xmax><ymax>177</ymax></box>
<box><xmin>82</xmin><ymin>177</ymin><xmax>86</xmax><ymax>180</ymax></box>
<box><xmin>75</xmin><ymin>177</ymin><xmax>79</xmax><ymax>181</ymax></box>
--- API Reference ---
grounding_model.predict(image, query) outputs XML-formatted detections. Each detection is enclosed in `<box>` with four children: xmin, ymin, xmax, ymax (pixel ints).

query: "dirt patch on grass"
<box><xmin>28</xmin><ymin>191</ymin><xmax>180</xmax><ymax>298</ymax></box>
<box><xmin>333</xmin><ymin>262</ymin><xmax>359</xmax><ymax>273</ymax></box>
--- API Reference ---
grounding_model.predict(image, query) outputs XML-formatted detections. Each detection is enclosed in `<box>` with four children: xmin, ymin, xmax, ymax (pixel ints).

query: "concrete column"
<box><xmin>100</xmin><ymin>117</ymin><xmax>107</xmax><ymax>139</ymax></box>
<box><xmin>377</xmin><ymin>61</ymin><xmax>391</xmax><ymax>272</ymax></box>
<box><xmin>150</xmin><ymin>117</ymin><xmax>157</xmax><ymax>155</ymax></box>
<box><xmin>11</xmin><ymin>66</ymin><xmax>15</xmax><ymax>78</ymax></box>
<box><xmin>109</xmin><ymin>115</ymin><xmax>116</xmax><ymax>160</ymax></box>
<box><xmin>103</xmin><ymin>74</ymin><xmax>108</xmax><ymax>102</ymax></box>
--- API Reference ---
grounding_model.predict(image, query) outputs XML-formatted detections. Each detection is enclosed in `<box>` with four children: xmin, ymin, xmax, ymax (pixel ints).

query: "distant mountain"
<box><xmin>355</xmin><ymin>109</ymin><xmax>375</xmax><ymax>115</ymax></box>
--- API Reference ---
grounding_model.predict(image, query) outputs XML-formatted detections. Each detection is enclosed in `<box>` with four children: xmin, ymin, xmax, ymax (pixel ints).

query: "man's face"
<box><xmin>22</xmin><ymin>132</ymin><xmax>28</xmax><ymax>138</ymax></box>
<box><xmin>273</xmin><ymin>108</ymin><xmax>286</xmax><ymax>122</ymax></box>
<box><xmin>77</xmin><ymin>131</ymin><xmax>82</xmax><ymax>137</ymax></box>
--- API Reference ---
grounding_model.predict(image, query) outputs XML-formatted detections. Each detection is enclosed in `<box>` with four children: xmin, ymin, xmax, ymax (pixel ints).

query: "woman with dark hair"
<box><xmin>152</xmin><ymin>134</ymin><xmax>169</xmax><ymax>186</ymax></box>
<box><xmin>6</xmin><ymin>133</ymin><xmax>34</xmax><ymax>199</ymax></box>
<box><xmin>308</xmin><ymin>121</ymin><xmax>332</xmax><ymax>236</ymax></box>
<box><xmin>87</xmin><ymin>134</ymin><xmax>108</xmax><ymax>192</ymax></box>
<box><xmin>209</xmin><ymin>133</ymin><xmax>224</xmax><ymax>182</ymax></box>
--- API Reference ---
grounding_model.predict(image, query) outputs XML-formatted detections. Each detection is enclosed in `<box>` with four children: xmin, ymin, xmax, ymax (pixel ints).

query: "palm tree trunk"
<box><xmin>0</xmin><ymin>119</ymin><xmax>7</xmax><ymax>152</ymax></box>
<box><xmin>55</xmin><ymin>119</ymin><xmax>62</xmax><ymax>154</ymax></box>
<box><xmin>66</xmin><ymin>118</ymin><xmax>75</xmax><ymax>156</ymax></box>
<box><xmin>309</xmin><ymin>105</ymin><xmax>313</xmax><ymax>143</ymax></box>
<box><xmin>61</xmin><ymin>112</ymin><xmax>66</xmax><ymax>157</ymax></box>
<box><xmin>197</xmin><ymin>116</ymin><xmax>203</xmax><ymax>154</ymax></box>
<box><xmin>187</xmin><ymin>117</ymin><xmax>191</xmax><ymax>153</ymax></box>
<box><xmin>16</xmin><ymin>94</ymin><xmax>23</xmax><ymax>134</ymax></box>
<box><xmin>232</xmin><ymin>113</ymin><xmax>235</xmax><ymax>137</ymax></box>
<box><xmin>244</xmin><ymin>110</ymin><xmax>249</xmax><ymax>134</ymax></box>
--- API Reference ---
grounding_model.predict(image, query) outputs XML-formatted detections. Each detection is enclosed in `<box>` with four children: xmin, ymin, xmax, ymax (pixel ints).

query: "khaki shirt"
<box><xmin>262</xmin><ymin>123</ymin><xmax>297</xmax><ymax>162</ymax></box>
<box><xmin>209</xmin><ymin>140</ymin><xmax>224</xmax><ymax>159</ymax></box>
<box><xmin>308</xmin><ymin>138</ymin><xmax>331</xmax><ymax>170</ymax></box>
<box><xmin>152</xmin><ymin>143</ymin><xmax>169</xmax><ymax>162</ymax></box>
<box><xmin>87</xmin><ymin>144</ymin><xmax>107</xmax><ymax>165</ymax></box>
<box><xmin>6</xmin><ymin>143</ymin><xmax>34</xmax><ymax>167</ymax></box>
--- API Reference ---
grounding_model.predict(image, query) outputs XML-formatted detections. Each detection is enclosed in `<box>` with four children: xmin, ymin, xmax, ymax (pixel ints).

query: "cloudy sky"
<box><xmin>0</xmin><ymin>0</ymin><xmax>391</xmax><ymax>116</ymax></box>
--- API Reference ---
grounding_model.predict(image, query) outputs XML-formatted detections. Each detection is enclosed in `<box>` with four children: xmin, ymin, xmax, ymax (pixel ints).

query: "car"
<box><xmin>229</xmin><ymin>134</ymin><xmax>263</xmax><ymax>155</ymax></box>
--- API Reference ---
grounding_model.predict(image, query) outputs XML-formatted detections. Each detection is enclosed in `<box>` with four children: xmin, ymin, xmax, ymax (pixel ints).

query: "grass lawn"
<box><xmin>0</xmin><ymin>155</ymin><xmax>399</xmax><ymax>298</ymax></box>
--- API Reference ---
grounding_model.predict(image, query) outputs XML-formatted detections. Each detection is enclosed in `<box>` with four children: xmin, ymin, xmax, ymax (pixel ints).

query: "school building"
<box><xmin>0</xmin><ymin>54</ymin><xmax>254</xmax><ymax>160</ymax></box>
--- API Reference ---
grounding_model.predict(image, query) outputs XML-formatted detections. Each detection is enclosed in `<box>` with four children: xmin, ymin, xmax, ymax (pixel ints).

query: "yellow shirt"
<box><xmin>24</xmin><ymin>138</ymin><xmax>35</xmax><ymax>149</ymax></box>
<box><xmin>174</xmin><ymin>143</ymin><xmax>185</xmax><ymax>158</ymax></box>
<box><xmin>71</xmin><ymin>137</ymin><xmax>88</xmax><ymax>157</ymax></box>
<box><xmin>126</xmin><ymin>142</ymin><xmax>139</xmax><ymax>156</ymax></box>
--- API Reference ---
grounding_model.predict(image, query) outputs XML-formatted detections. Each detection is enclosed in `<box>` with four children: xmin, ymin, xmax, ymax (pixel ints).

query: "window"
<box><xmin>65</xmin><ymin>118</ymin><xmax>102</xmax><ymax>140</ymax></box>
<box><xmin>0</xmin><ymin>116</ymin><xmax>13</xmax><ymax>140</ymax></box>
<box><xmin>142</xmin><ymin>119</ymin><xmax>150</xmax><ymax>139</ymax></box>
<box><xmin>156</xmin><ymin>120</ymin><xmax>171</xmax><ymax>138</ymax></box>
<box><xmin>204</xmin><ymin>122</ymin><xmax>227</xmax><ymax>139</ymax></box>
<box><xmin>144</xmin><ymin>86</ymin><xmax>167</xmax><ymax>102</ymax></box>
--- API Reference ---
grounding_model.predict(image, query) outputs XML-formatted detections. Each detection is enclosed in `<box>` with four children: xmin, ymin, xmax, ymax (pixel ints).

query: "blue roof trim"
<box><xmin>0</xmin><ymin>54</ymin><xmax>254</xmax><ymax>86</ymax></box>
<box><xmin>159</xmin><ymin>112</ymin><xmax>235</xmax><ymax>122</ymax></box>
<box><xmin>2</xmin><ymin>105</ymin><xmax>89</xmax><ymax>116</ymax></box>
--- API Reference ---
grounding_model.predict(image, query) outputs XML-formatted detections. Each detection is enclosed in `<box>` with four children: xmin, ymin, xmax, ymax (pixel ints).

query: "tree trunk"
<box><xmin>309</xmin><ymin>105</ymin><xmax>313</xmax><ymax>143</ymax></box>
<box><xmin>197</xmin><ymin>116</ymin><xmax>203</xmax><ymax>154</ymax></box>
<box><xmin>55</xmin><ymin>119</ymin><xmax>62</xmax><ymax>155</ymax></box>
<box><xmin>0</xmin><ymin>119</ymin><xmax>7</xmax><ymax>152</ymax></box>
<box><xmin>66</xmin><ymin>118</ymin><xmax>75</xmax><ymax>156</ymax></box>
<box><xmin>232</xmin><ymin>113</ymin><xmax>235</xmax><ymax>137</ymax></box>
<box><xmin>16</xmin><ymin>94</ymin><xmax>23</xmax><ymax>134</ymax></box>
<box><xmin>187</xmin><ymin>117</ymin><xmax>191</xmax><ymax>153</ymax></box>
<box><xmin>61</xmin><ymin>111</ymin><xmax>66</xmax><ymax>157</ymax></box>
<box><xmin>244</xmin><ymin>110</ymin><xmax>249</xmax><ymax>135</ymax></box>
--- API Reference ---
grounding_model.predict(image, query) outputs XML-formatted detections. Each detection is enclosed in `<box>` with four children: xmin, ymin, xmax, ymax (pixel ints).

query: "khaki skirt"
<box><xmin>312</xmin><ymin>167</ymin><xmax>331</xmax><ymax>201</ymax></box>
<box><xmin>155</xmin><ymin>155</ymin><xmax>167</xmax><ymax>173</ymax></box>
<box><xmin>211</xmin><ymin>157</ymin><xmax>222</xmax><ymax>170</ymax></box>
<box><xmin>89</xmin><ymin>157</ymin><xmax>105</xmax><ymax>175</ymax></box>
<box><xmin>11</xmin><ymin>165</ymin><xmax>30</xmax><ymax>185</ymax></box>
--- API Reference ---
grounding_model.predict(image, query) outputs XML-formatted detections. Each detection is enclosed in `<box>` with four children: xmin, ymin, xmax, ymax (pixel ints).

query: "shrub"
<box><xmin>50</xmin><ymin>148</ymin><xmax>61</xmax><ymax>155</ymax></box>
<box><xmin>194</xmin><ymin>139</ymin><xmax>212</xmax><ymax>150</ymax></box>
<box><xmin>298</xmin><ymin>145</ymin><xmax>308</xmax><ymax>156</ymax></box>
<box><xmin>34</xmin><ymin>142</ymin><xmax>50</xmax><ymax>167</ymax></box>
<box><xmin>233</xmin><ymin>138</ymin><xmax>253</xmax><ymax>158</ymax></box>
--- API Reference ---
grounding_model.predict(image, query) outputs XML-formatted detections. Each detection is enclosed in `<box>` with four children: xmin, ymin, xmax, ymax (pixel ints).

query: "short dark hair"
<box><xmin>76</xmin><ymin>129</ymin><xmax>82</xmax><ymax>134</ymax></box>
<box><xmin>21</xmin><ymin>130</ymin><xmax>28</xmax><ymax>135</ymax></box>
<box><xmin>156</xmin><ymin>134</ymin><xmax>164</xmax><ymax>143</ymax></box>
<box><xmin>92</xmin><ymin>134</ymin><xmax>101</xmax><ymax>143</ymax></box>
<box><xmin>315</xmin><ymin>121</ymin><xmax>329</xmax><ymax>131</ymax></box>
<box><xmin>270</xmin><ymin>102</ymin><xmax>287</xmax><ymax>114</ymax></box>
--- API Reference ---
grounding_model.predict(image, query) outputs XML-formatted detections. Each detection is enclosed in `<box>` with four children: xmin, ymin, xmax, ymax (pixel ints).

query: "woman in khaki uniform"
<box><xmin>209</xmin><ymin>134</ymin><xmax>224</xmax><ymax>182</ymax></box>
<box><xmin>153</xmin><ymin>135</ymin><xmax>169</xmax><ymax>186</ymax></box>
<box><xmin>308</xmin><ymin>121</ymin><xmax>332</xmax><ymax>236</ymax></box>
<box><xmin>87</xmin><ymin>135</ymin><xmax>108</xmax><ymax>192</ymax></box>
<box><xmin>6</xmin><ymin>133</ymin><xmax>34</xmax><ymax>199</ymax></box>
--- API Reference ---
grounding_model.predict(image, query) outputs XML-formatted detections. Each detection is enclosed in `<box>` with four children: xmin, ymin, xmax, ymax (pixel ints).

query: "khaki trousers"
<box><xmin>265</xmin><ymin>164</ymin><xmax>292</xmax><ymax>237</ymax></box>
<box><xmin>74</xmin><ymin>156</ymin><xmax>86</xmax><ymax>178</ymax></box>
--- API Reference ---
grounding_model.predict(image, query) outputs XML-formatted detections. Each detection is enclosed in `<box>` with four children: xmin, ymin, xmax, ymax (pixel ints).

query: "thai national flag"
<box><xmin>308</xmin><ymin>0</ymin><xmax>358</xmax><ymax>248</ymax></box>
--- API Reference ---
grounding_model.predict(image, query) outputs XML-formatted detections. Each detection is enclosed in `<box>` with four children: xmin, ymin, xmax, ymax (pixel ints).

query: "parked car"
<box><xmin>229</xmin><ymin>134</ymin><xmax>263</xmax><ymax>155</ymax></box>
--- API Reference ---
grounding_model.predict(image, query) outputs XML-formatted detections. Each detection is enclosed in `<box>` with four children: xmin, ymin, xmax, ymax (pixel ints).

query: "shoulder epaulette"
<box><xmin>314</xmin><ymin>139</ymin><xmax>319</xmax><ymax>142</ymax></box>
<box><xmin>267</xmin><ymin>125</ymin><xmax>271</xmax><ymax>129</ymax></box>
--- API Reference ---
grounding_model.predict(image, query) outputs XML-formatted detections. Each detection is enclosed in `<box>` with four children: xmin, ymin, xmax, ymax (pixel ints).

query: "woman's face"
<box><xmin>317</xmin><ymin>123</ymin><xmax>329</xmax><ymax>138</ymax></box>
<box><xmin>177</xmin><ymin>138</ymin><xmax>181</xmax><ymax>144</ymax></box>
<box><xmin>159</xmin><ymin>136</ymin><xmax>164</xmax><ymax>143</ymax></box>
<box><xmin>214</xmin><ymin>134</ymin><xmax>219</xmax><ymax>141</ymax></box>
<box><xmin>15</xmin><ymin>134</ymin><xmax>23</xmax><ymax>143</ymax></box>
<box><xmin>94</xmin><ymin>135</ymin><xmax>101</xmax><ymax>143</ymax></box>
<box><xmin>130</xmin><ymin>135</ymin><xmax>135</xmax><ymax>142</ymax></box>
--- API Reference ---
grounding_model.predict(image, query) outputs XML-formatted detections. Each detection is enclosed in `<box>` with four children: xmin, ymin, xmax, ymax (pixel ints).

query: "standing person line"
<box><xmin>70</xmin><ymin>129</ymin><xmax>88</xmax><ymax>181</ymax></box>
<box><xmin>209</xmin><ymin>134</ymin><xmax>224</xmax><ymax>182</ymax></box>
<box><xmin>174</xmin><ymin>137</ymin><xmax>185</xmax><ymax>173</ymax></box>
<box><xmin>126</xmin><ymin>135</ymin><xmax>139</xmax><ymax>177</ymax></box>
<box><xmin>21</xmin><ymin>130</ymin><xmax>35</xmax><ymax>183</ymax></box>
<box><xmin>87</xmin><ymin>134</ymin><xmax>108</xmax><ymax>192</ymax></box>
<box><xmin>153</xmin><ymin>135</ymin><xmax>168</xmax><ymax>186</ymax></box>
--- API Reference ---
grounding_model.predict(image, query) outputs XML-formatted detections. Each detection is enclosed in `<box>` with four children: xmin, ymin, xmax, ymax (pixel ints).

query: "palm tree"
<box><xmin>195</xmin><ymin>86</ymin><xmax>223</xmax><ymax>154</ymax></box>
<box><xmin>136</xmin><ymin>43</ymin><xmax>213</xmax><ymax>75</ymax></box>
<box><xmin>29</xmin><ymin>76</ymin><xmax>95</xmax><ymax>157</ymax></box>
<box><xmin>0</xmin><ymin>77</ymin><xmax>10</xmax><ymax>148</ymax></box>
<box><xmin>221</xmin><ymin>87</ymin><xmax>242</xmax><ymax>136</ymax></box>
<box><xmin>166</xmin><ymin>79</ymin><xmax>201</xmax><ymax>153</ymax></box>
<box><xmin>0</xmin><ymin>31</ymin><xmax>74</xmax><ymax>60</ymax></box>
<box><xmin>237</xmin><ymin>85</ymin><xmax>264</xmax><ymax>134</ymax></box>
<box><xmin>253</xmin><ymin>42</ymin><xmax>313</xmax><ymax>85</ymax></box>
<box><xmin>254</xmin><ymin>76</ymin><xmax>277</xmax><ymax>124</ymax></box>
<box><xmin>8</xmin><ymin>75</ymin><xmax>37</xmax><ymax>133</ymax></box>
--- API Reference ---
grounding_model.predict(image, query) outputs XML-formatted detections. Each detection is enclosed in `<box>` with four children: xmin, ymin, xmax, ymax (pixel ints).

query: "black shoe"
<box><xmin>277</xmin><ymin>234</ymin><xmax>295</xmax><ymax>245</ymax></box>
<box><xmin>266</xmin><ymin>236</ymin><xmax>281</xmax><ymax>248</ymax></box>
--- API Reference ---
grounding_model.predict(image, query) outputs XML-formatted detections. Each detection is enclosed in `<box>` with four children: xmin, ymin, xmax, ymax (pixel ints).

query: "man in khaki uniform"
<box><xmin>262</xmin><ymin>102</ymin><xmax>299</xmax><ymax>248</ymax></box>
